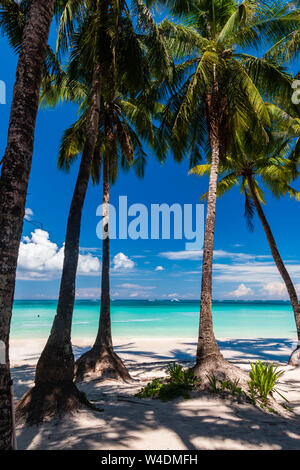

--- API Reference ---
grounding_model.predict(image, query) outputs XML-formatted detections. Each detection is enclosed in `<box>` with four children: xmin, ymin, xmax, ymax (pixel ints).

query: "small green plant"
<box><xmin>207</xmin><ymin>373</ymin><xmax>245</xmax><ymax>399</ymax></box>
<box><xmin>207</xmin><ymin>373</ymin><xmax>219</xmax><ymax>394</ymax></box>
<box><xmin>167</xmin><ymin>363</ymin><xmax>198</xmax><ymax>386</ymax></box>
<box><xmin>135</xmin><ymin>378</ymin><xmax>163</xmax><ymax>399</ymax></box>
<box><xmin>268</xmin><ymin>407</ymin><xmax>279</xmax><ymax>415</ymax></box>
<box><xmin>135</xmin><ymin>363</ymin><xmax>200</xmax><ymax>402</ymax></box>
<box><xmin>248</xmin><ymin>361</ymin><xmax>288</xmax><ymax>405</ymax></box>
<box><xmin>221</xmin><ymin>379</ymin><xmax>244</xmax><ymax>398</ymax></box>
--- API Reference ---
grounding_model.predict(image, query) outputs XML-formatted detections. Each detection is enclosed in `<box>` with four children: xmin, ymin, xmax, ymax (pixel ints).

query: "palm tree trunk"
<box><xmin>196</xmin><ymin>90</ymin><xmax>223</xmax><ymax>367</ymax></box>
<box><xmin>15</xmin><ymin>64</ymin><xmax>102</xmax><ymax>423</ymax></box>
<box><xmin>94</xmin><ymin>152</ymin><xmax>112</xmax><ymax>349</ymax></box>
<box><xmin>75</xmin><ymin>127</ymin><xmax>130</xmax><ymax>383</ymax></box>
<box><xmin>193</xmin><ymin>79</ymin><xmax>247</xmax><ymax>388</ymax></box>
<box><xmin>248</xmin><ymin>177</ymin><xmax>300</xmax><ymax>366</ymax></box>
<box><xmin>0</xmin><ymin>0</ymin><xmax>54</xmax><ymax>449</ymax></box>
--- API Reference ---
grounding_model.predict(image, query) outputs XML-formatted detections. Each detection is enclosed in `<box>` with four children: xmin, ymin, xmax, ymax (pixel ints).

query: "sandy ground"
<box><xmin>10</xmin><ymin>336</ymin><xmax>300</xmax><ymax>450</ymax></box>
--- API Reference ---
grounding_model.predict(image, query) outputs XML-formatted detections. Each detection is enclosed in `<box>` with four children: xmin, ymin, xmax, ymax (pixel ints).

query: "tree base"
<box><xmin>75</xmin><ymin>345</ymin><xmax>132</xmax><ymax>383</ymax></box>
<box><xmin>0</xmin><ymin>366</ymin><xmax>13</xmax><ymax>450</ymax></box>
<box><xmin>193</xmin><ymin>355</ymin><xmax>249</xmax><ymax>390</ymax></box>
<box><xmin>15</xmin><ymin>382</ymin><xmax>82</xmax><ymax>425</ymax></box>
<box><xmin>193</xmin><ymin>356</ymin><xmax>286</xmax><ymax>415</ymax></box>
<box><xmin>288</xmin><ymin>347</ymin><xmax>300</xmax><ymax>367</ymax></box>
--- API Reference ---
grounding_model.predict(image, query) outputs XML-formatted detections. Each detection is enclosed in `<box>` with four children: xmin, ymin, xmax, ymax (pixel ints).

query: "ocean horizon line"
<box><xmin>13</xmin><ymin>298</ymin><xmax>292</xmax><ymax>303</ymax></box>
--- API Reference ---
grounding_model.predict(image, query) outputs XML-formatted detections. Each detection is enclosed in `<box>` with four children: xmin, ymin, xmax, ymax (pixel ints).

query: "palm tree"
<box><xmin>157</xmin><ymin>0</ymin><xmax>300</xmax><ymax>382</ymax></box>
<box><xmin>16</xmin><ymin>0</ymin><xmax>167</xmax><ymax>422</ymax></box>
<box><xmin>0</xmin><ymin>0</ymin><xmax>55</xmax><ymax>450</ymax></box>
<box><xmin>191</xmin><ymin>105</ymin><xmax>300</xmax><ymax>365</ymax></box>
<box><xmin>15</xmin><ymin>1</ymin><xmax>120</xmax><ymax>423</ymax></box>
<box><xmin>16</xmin><ymin>65</ymin><xmax>102</xmax><ymax>423</ymax></box>
<box><xmin>262</xmin><ymin>0</ymin><xmax>300</xmax><ymax>67</ymax></box>
<box><xmin>74</xmin><ymin>93</ymin><xmax>159</xmax><ymax>381</ymax></box>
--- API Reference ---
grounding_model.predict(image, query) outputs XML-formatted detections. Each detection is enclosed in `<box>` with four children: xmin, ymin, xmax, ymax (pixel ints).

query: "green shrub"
<box><xmin>207</xmin><ymin>373</ymin><xmax>245</xmax><ymax>398</ymax></box>
<box><xmin>248</xmin><ymin>361</ymin><xmax>288</xmax><ymax>404</ymax></box>
<box><xmin>135</xmin><ymin>363</ymin><xmax>200</xmax><ymax>402</ymax></box>
<box><xmin>135</xmin><ymin>378</ymin><xmax>163</xmax><ymax>399</ymax></box>
<box><xmin>167</xmin><ymin>363</ymin><xmax>198</xmax><ymax>386</ymax></box>
<box><xmin>207</xmin><ymin>373</ymin><xmax>219</xmax><ymax>394</ymax></box>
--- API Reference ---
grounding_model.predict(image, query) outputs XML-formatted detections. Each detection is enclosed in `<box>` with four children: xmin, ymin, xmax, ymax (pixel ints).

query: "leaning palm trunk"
<box><xmin>16</xmin><ymin>64</ymin><xmax>102</xmax><ymax>424</ymax></box>
<box><xmin>75</xmin><ymin>131</ymin><xmax>131</xmax><ymax>383</ymax></box>
<box><xmin>248</xmin><ymin>177</ymin><xmax>300</xmax><ymax>366</ymax></box>
<box><xmin>0</xmin><ymin>0</ymin><xmax>54</xmax><ymax>449</ymax></box>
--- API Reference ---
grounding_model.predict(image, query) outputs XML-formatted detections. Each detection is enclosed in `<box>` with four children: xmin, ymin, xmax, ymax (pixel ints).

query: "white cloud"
<box><xmin>159</xmin><ymin>249</ymin><xmax>271</xmax><ymax>261</ymax></box>
<box><xmin>127</xmin><ymin>290</ymin><xmax>153</xmax><ymax>299</ymax></box>
<box><xmin>24</xmin><ymin>208</ymin><xmax>33</xmax><ymax>221</ymax></box>
<box><xmin>80</xmin><ymin>247</ymin><xmax>100</xmax><ymax>253</ymax></box>
<box><xmin>111</xmin><ymin>283</ymin><xmax>156</xmax><ymax>299</ymax></box>
<box><xmin>78</xmin><ymin>252</ymin><xmax>100</xmax><ymax>274</ymax></box>
<box><xmin>129</xmin><ymin>292</ymin><xmax>140</xmax><ymax>298</ymax></box>
<box><xmin>155</xmin><ymin>266</ymin><xmax>165</xmax><ymax>271</ymax></box>
<box><xmin>259</xmin><ymin>282</ymin><xmax>300</xmax><ymax>300</ymax></box>
<box><xmin>118</xmin><ymin>283</ymin><xmax>154</xmax><ymax>290</ymax></box>
<box><xmin>112</xmin><ymin>252</ymin><xmax>135</xmax><ymax>270</ymax></box>
<box><xmin>76</xmin><ymin>288</ymin><xmax>101</xmax><ymax>299</ymax></box>
<box><xmin>119</xmin><ymin>283</ymin><xmax>141</xmax><ymax>289</ymax></box>
<box><xmin>260</xmin><ymin>282</ymin><xmax>292</xmax><ymax>300</ymax></box>
<box><xmin>17</xmin><ymin>229</ymin><xmax>100</xmax><ymax>280</ymax></box>
<box><xmin>160</xmin><ymin>250</ymin><xmax>202</xmax><ymax>260</ymax></box>
<box><xmin>214</xmin><ymin>262</ymin><xmax>300</xmax><ymax>284</ymax></box>
<box><xmin>230</xmin><ymin>284</ymin><xmax>254</xmax><ymax>298</ymax></box>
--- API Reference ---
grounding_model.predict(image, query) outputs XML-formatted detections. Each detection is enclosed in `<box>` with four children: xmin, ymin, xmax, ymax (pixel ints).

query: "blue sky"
<box><xmin>1</xmin><ymin>11</ymin><xmax>300</xmax><ymax>301</ymax></box>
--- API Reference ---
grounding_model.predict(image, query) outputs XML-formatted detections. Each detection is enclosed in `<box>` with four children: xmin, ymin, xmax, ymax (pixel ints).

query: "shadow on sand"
<box><xmin>12</xmin><ymin>337</ymin><xmax>300</xmax><ymax>450</ymax></box>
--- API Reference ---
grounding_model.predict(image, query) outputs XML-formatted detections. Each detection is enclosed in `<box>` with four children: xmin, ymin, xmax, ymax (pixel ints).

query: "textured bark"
<box><xmin>0</xmin><ymin>0</ymin><xmax>54</xmax><ymax>449</ymax></box>
<box><xmin>96</xmin><ymin>150</ymin><xmax>112</xmax><ymax>350</ymax></box>
<box><xmin>75</xmin><ymin>344</ymin><xmax>131</xmax><ymax>382</ymax></box>
<box><xmin>0</xmin><ymin>370</ymin><xmax>13</xmax><ymax>450</ymax></box>
<box><xmin>15</xmin><ymin>383</ymin><xmax>82</xmax><ymax>426</ymax></box>
<box><xmin>195</xmin><ymin>79</ymin><xmax>224</xmax><ymax>370</ymax></box>
<box><xmin>75</xmin><ymin>144</ymin><xmax>131</xmax><ymax>383</ymax></box>
<box><xmin>248</xmin><ymin>177</ymin><xmax>300</xmax><ymax>366</ymax></box>
<box><xmin>16</xmin><ymin>64</ymin><xmax>102</xmax><ymax>423</ymax></box>
<box><xmin>194</xmin><ymin>356</ymin><xmax>249</xmax><ymax>390</ymax></box>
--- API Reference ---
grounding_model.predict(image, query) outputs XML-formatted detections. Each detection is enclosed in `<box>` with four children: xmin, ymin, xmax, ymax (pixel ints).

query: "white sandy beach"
<box><xmin>11</xmin><ymin>337</ymin><xmax>300</xmax><ymax>450</ymax></box>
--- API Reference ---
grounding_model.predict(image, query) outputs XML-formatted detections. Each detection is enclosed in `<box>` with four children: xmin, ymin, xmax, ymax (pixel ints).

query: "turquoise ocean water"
<box><xmin>11</xmin><ymin>300</ymin><xmax>297</xmax><ymax>339</ymax></box>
